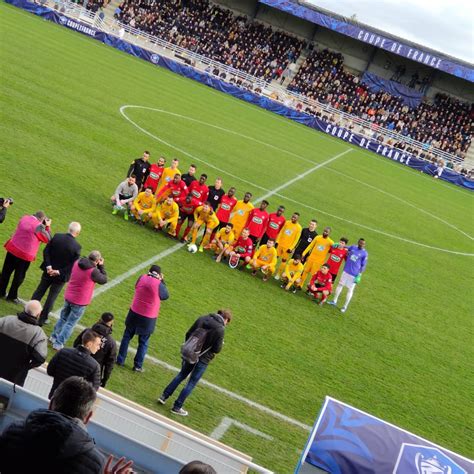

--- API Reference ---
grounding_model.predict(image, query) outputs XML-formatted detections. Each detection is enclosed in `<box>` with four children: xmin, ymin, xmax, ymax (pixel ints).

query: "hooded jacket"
<box><xmin>0</xmin><ymin>311</ymin><xmax>47</xmax><ymax>386</ymax></box>
<box><xmin>0</xmin><ymin>409</ymin><xmax>104</xmax><ymax>473</ymax></box>
<box><xmin>65</xmin><ymin>257</ymin><xmax>107</xmax><ymax>306</ymax></box>
<box><xmin>185</xmin><ymin>313</ymin><xmax>226</xmax><ymax>365</ymax></box>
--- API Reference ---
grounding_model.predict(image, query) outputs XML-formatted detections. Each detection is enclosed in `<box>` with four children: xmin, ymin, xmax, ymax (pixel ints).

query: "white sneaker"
<box><xmin>274</xmin><ymin>275</ymin><xmax>280</xmax><ymax>280</ymax></box>
<box><xmin>171</xmin><ymin>407</ymin><xmax>188</xmax><ymax>416</ymax></box>
<box><xmin>327</xmin><ymin>300</ymin><xmax>337</xmax><ymax>306</ymax></box>
<box><xmin>341</xmin><ymin>306</ymin><xmax>347</xmax><ymax>313</ymax></box>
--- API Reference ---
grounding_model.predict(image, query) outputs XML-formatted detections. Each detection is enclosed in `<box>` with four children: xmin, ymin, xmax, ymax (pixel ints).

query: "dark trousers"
<box><xmin>0</xmin><ymin>252</ymin><xmax>31</xmax><ymax>300</ymax></box>
<box><xmin>31</xmin><ymin>275</ymin><xmax>65</xmax><ymax>325</ymax></box>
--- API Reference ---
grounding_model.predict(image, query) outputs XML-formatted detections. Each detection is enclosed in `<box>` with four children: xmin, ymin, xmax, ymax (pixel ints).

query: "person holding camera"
<box><xmin>0</xmin><ymin>197</ymin><xmax>13</xmax><ymax>224</ymax></box>
<box><xmin>116</xmin><ymin>265</ymin><xmax>169</xmax><ymax>372</ymax></box>
<box><xmin>0</xmin><ymin>210</ymin><xmax>51</xmax><ymax>303</ymax></box>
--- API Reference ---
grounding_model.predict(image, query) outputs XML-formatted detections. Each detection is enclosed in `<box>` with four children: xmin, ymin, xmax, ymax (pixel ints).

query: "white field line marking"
<box><xmin>120</xmin><ymin>105</ymin><xmax>474</xmax><ymax>256</ymax></box>
<box><xmin>210</xmin><ymin>417</ymin><xmax>273</xmax><ymax>441</ymax></box>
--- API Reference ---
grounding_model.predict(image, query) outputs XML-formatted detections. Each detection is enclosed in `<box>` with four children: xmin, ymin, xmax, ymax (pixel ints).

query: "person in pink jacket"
<box><xmin>50</xmin><ymin>251</ymin><xmax>107</xmax><ymax>350</ymax></box>
<box><xmin>0</xmin><ymin>211</ymin><xmax>51</xmax><ymax>303</ymax></box>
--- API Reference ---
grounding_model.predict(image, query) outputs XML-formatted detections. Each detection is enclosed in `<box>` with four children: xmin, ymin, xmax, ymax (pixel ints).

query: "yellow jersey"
<box><xmin>284</xmin><ymin>259</ymin><xmax>304</xmax><ymax>279</ymax></box>
<box><xmin>157</xmin><ymin>200</ymin><xmax>179</xmax><ymax>223</ymax></box>
<box><xmin>276</xmin><ymin>221</ymin><xmax>302</xmax><ymax>249</ymax></box>
<box><xmin>230</xmin><ymin>200</ymin><xmax>254</xmax><ymax>229</ymax></box>
<box><xmin>216</xmin><ymin>228</ymin><xmax>235</xmax><ymax>245</ymax></box>
<box><xmin>254</xmin><ymin>245</ymin><xmax>277</xmax><ymax>265</ymax></box>
<box><xmin>156</xmin><ymin>166</ymin><xmax>181</xmax><ymax>193</ymax></box>
<box><xmin>303</xmin><ymin>235</ymin><xmax>334</xmax><ymax>264</ymax></box>
<box><xmin>134</xmin><ymin>192</ymin><xmax>156</xmax><ymax>211</ymax></box>
<box><xmin>194</xmin><ymin>205</ymin><xmax>214</xmax><ymax>222</ymax></box>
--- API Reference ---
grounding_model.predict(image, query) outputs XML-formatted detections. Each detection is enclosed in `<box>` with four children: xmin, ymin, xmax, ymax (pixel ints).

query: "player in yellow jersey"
<box><xmin>274</xmin><ymin>212</ymin><xmax>302</xmax><ymax>279</ymax></box>
<box><xmin>280</xmin><ymin>254</ymin><xmax>304</xmax><ymax>292</ymax></box>
<box><xmin>299</xmin><ymin>226</ymin><xmax>334</xmax><ymax>288</ymax></box>
<box><xmin>151</xmin><ymin>196</ymin><xmax>180</xmax><ymax>236</ymax></box>
<box><xmin>229</xmin><ymin>192</ymin><xmax>253</xmax><ymax>238</ymax></box>
<box><xmin>250</xmin><ymin>239</ymin><xmax>278</xmax><ymax>281</ymax></box>
<box><xmin>130</xmin><ymin>187</ymin><xmax>156</xmax><ymax>223</ymax></box>
<box><xmin>187</xmin><ymin>202</ymin><xmax>220</xmax><ymax>252</ymax></box>
<box><xmin>155</xmin><ymin>158</ymin><xmax>181</xmax><ymax>193</ymax></box>
<box><xmin>211</xmin><ymin>223</ymin><xmax>235</xmax><ymax>263</ymax></box>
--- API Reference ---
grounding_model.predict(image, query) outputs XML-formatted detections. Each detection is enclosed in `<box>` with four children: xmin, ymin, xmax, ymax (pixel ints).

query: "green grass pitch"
<box><xmin>1</xmin><ymin>3</ymin><xmax>473</xmax><ymax>471</ymax></box>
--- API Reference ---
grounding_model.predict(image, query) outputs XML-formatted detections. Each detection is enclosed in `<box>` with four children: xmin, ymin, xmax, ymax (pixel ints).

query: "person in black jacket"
<box><xmin>31</xmin><ymin>222</ymin><xmax>82</xmax><ymax>326</ymax></box>
<box><xmin>0</xmin><ymin>197</ymin><xmax>12</xmax><ymax>224</ymax></box>
<box><xmin>73</xmin><ymin>312</ymin><xmax>116</xmax><ymax>388</ymax></box>
<box><xmin>0</xmin><ymin>300</ymin><xmax>47</xmax><ymax>385</ymax></box>
<box><xmin>127</xmin><ymin>150</ymin><xmax>151</xmax><ymax>190</ymax></box>
<box><xmin>47</xmin><ymin>329</ymin><xmax>101</xmax><ymax>399</ymax></box>
<box><xmin>0</xmin><ymin>376</ymin><xmax>106</xmax><ymax>473</ymax></box>
<box><xmin>158</xmin><ymin>309</ymin><xmax>232</xmax><ymax>416</ymax></box>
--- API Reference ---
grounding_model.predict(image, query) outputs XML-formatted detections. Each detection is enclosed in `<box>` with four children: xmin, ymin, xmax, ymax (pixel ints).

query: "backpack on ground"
<box><xmin>181</xmin><ymin>327</ymin><xmax>210</xmax><ymax>364</ymax></box>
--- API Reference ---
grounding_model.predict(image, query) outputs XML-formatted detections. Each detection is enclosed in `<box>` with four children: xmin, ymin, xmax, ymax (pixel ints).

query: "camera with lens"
<box><xmin>0</xmin><ymin>198</ymin><xmax>14</xmax><ymax>207</ymax></box>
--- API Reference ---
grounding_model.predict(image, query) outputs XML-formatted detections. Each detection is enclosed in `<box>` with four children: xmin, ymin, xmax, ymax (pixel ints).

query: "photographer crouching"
<box><xmin>0</xmin><ymin>197</ymin><xmax>13</xmax><ymax>224</ymax></box>
<box><xmin>0</xmin><ymin>210</ymin><xmax>51</xmax><ymax>303</ymax></box>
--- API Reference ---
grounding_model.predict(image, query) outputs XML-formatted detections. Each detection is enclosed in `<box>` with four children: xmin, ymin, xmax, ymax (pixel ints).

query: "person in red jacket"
<box><xmin>143</xmin><ymin>156</ymin><xmax>166</xmax><ymax>193</ymax></box>
<box><xmin>175</xmin><ymin>194</ymin><xmax>200</xmax><ymax>241</ymax></box>
<box><xmin>224</xmin><ymin>228</ymin><xmax>253</xmax><ymax>268</ymax></box>
<box><xmin>50</xmin><ymin>251</ymin><xmax>107</xmax><ymax>350</ymax></box>
<box><xmin>0</xmin><ymin>211</ymin><xmax>51</xmax><ymax>303</ymax></box>
<box><xmin>155</xmin><ymin>174</ymin><xmax>188</xmax><ymax>205</ymax></box>
<box><xmin>245</xmin><ymin>200</ymin><xmax>269</xmax><ymax>245</ymax></box>
<box><xmin>326</xmin><ymin>237</ymin><xmax>349</xmax><ymax>283</ymax></box>
<box><xmin>188</xmin><ymin>174</ymin><xmax>209</xmax><ymax>204</ymax></box>
<box><xmin>260</xmin><ymin>205</ymin><xmax>285</xmax><ymax>246</ymax></box>
<box><xmin>307</xmin><ymin>263</ymin><xmax>333</xmax><ymax>305</ymax></box>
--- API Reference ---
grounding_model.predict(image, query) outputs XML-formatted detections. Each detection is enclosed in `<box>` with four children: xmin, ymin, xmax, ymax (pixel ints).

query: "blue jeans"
<box><xmin>51</xmin><ymin>301</ymin><xmax>86</xmax><ymax>347</ymax></box>
<box><xmin>162</xmin><ymin>359</ymin><xmax>208</xmax><ymax>409</ymax></box>
<box><xmin>117</xmin><ymin>325</ymin><xmax>151</xmax><ymax>369</ymax></box>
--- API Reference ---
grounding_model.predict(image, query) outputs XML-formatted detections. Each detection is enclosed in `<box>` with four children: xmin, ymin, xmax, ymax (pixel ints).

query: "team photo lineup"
<box><xmin>114</xmin><ymin>151</ymin><xmax>368</xmax><ymax>310</ymax></box>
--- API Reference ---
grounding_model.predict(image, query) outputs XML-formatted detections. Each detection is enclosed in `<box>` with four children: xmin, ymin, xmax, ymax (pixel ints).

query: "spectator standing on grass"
<box><xmin>158</xmin><ymin>309</ymin><xmax>232</xmax><ymax>417</ymax></box>
<box><xmin>0</xmin><ymin>299</ymin><xmax>47</xmax><ymax>386</ymax></box>
<box><xmin>127</xmin><ymin>150</ymin><xmax>150</xmax><ymax>190</ymax></box>
<box><xmin>47</xmin><ymin>329</ymin><xmax>102</xmax><ymax>398</ymax></box>
<box><xmin>111</xmin><ymin>175</ymin><xmax>138</xmax><ymax>220</ymax></box>
<box><xmin>50</xmin><ymin>251</ymin><xmax>107</xmax><ymax>350</ymax></box>
<box><xmin>0</xmin><ymin>211</ymin><xmax>51</xmax><ymax>303</ymax></box>
<box><xmin>73</xmin><ymin>312</ymin><xmax>117</xmax><ymax>388</ymax></box>
<box><xmin>31</xmin><ymin>222</ymin><xmax>82</xmax><ymax>326</ymax></box>
<box><xmin>0</xmin><ymin>197</ymin><xmax>12</xmax><ymax>224</ymax></box>
<box><xmin>116</xmin><ymin>265</ymin><xmax>169</xmax><ymax>372</ymax></box>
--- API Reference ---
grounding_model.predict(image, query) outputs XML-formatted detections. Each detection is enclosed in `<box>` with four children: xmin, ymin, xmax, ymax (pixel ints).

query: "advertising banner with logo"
<box><xmin>295</xmin><ymin>397</ymin><xmax>473</xmax><ymax>473</ymax></box>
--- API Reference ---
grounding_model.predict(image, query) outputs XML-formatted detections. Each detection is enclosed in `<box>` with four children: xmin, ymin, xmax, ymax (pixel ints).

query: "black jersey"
<box><xmin>208</xmin><ymin>186</ymin><xmax>225</xmax><ymax>210</ymax></box>
<box><xmin>294</xmin><ymin>228</ymin><xmax>317</xmax><ymax>256</ymax></box>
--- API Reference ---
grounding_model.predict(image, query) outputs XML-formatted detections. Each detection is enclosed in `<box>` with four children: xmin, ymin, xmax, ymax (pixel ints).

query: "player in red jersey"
<box><xmin>175</xmin><ymin>194</ymin><xmax>200</xmax><ymax>240</ymax></box>
<box><xmin>307</xmin><ymin>263</ymin><xmax>333</xmax><ymax>305</ymax></box>
<box><xmin>188</xmin><ymin>174</ymin><xmax>209</xmax><ymax>204</ymax></box>
<box><xmin>245</xmin><ymin>200</ymin><xmax>269</xmax><ymax>245</ymax></box>
<box><xmin>143</xmin><ymin>156</ymin><xmax>165</xmax><ymax>193</ymax></box>
<box><xmin>155</xmin><ymin>174</ymin><xmax>188</xmax><ymax>205</ymax></box>
<box><xmin>260</xmin><ymin>205</ymin><xmax>285</xmax><ymax>246</ymax></box>
<box><xmin>224</xmin><ymin>228</ymin><xmax>253</xmax><ymax>268</ymax></box>
<box><xmin>326</xmin><ymin>237</ymin><xmax>349</xmax><ymax>283</ymax></box>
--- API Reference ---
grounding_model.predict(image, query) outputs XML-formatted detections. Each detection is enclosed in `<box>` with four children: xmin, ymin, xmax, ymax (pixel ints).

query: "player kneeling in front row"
<box><xmin>187</xmin><ymin>202</ymin><xmax>219</xmax><ymax>252</ymax></box>
<box><xmin>307</xmin><ymin>263</ymin><xmax>333</xmax><ymax>305</ymax></box>
<box><xmin>130</xmin><ymin>187</ymin><xmax>156</xmax><ymax>224</ymax></box>
<box><xmin>151</xmin><ymin>196</ymin><xmax>179</xmax><ymax>236</ymax></box>
<box><xmin>250</xmin><ymin>239</ymin><xmax>277</xmax><ymax>281</ymax></box>
<box><xmin>211</xmin><ymin>224</ymin><xmax>235</xmax><ymax>263</ymax></box>
<box><xmin>111</xmin><ymin>175</ymin><xmax>138</xmax><ymax>220</ymax></box>
<box><xmin>224</xmin><ymin>228</ymin><xmax>253</xmax><ymax>269</ymax></box>
<box><xmin>280</xmin><ymin>254</ymin><xmax>304</xmax><ymax>292</ymax></box>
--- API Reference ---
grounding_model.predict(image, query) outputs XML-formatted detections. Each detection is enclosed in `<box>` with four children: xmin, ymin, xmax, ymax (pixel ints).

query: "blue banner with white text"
<box><xmin>295</xmin><ymin>397</ymin><xmax>473</xmax><ymax>473</ymax></box>
<box><xmin>259</xmin><ymin>0</ymin><xmax>474</xmax><ymax>83</ymax></box>
<box><xmin>5</xmin><ymin>0</ymin><xmax>473</xmax><ymax>191</ymax></box>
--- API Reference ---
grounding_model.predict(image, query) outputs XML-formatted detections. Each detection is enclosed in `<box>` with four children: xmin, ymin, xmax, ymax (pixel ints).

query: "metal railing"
<box><xmin>44</xmin><ymin>0</ymin><xmax>469</xmax><ymax>167</ymax></box>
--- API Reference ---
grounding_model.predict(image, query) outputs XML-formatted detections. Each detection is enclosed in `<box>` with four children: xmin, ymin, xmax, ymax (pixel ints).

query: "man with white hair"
<box><xmin>50</xmin><ymin>250</ymin><xmax>107</xmax><ymax>350</ymax></box>
<box><xmin>0</xmin><ymin>299</ymin><xmax>48</xmax><ymax>385</ymax></box>
<box><xmin>32</xmin><ymin>222</ymin><xmax>82</xmax><ymax>326</ymax></box>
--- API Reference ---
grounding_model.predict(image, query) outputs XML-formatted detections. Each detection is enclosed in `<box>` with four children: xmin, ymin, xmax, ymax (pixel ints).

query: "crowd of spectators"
<box><xmin>114</xmin><ymin>0</ymin><xmax>305</xmax><ymax>79</ymax></box>
<box><xmin>288</xmin><ymin>48</ymin><xmax>473</xmax><ymax>158</ymax></box>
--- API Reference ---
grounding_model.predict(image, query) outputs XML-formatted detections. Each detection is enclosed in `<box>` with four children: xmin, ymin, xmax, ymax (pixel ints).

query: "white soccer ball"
<box><xmin>187</xmin><ymin>244</ymin><xmax>198</xmax><ymax>254</ymax></box>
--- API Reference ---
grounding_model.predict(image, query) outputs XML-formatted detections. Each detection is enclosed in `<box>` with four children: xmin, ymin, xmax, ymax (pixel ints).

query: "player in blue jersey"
<box><xmin>328</xmin><ymin>238</ymin><xmax>368</xmax><ymax>313</ymax></box>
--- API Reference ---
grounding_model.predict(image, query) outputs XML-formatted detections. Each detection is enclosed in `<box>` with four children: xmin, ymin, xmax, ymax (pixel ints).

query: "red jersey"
<box><xmin>245</xmin><ymin>209</ymin><xmax>269</xmax><ymax>239</ymax></box>
<box><xmin>188</xmin><ymin>181</ymin><xmax>209</xmax><ymax>204</ymax></box>
<box><xmin>143</xmin><ymin>163</ymin><xmax>164</xmax><ymax>193</ymax></box>
<box><xmin>326</xmin><ymin>247</ymin><xmax>348</xmax><ymax>275</ymax></box>
<box><xmin>156</xmin><ymin>180</ymin><xmax>188</xmax><ymax>204</ymax></box>
<box><xmin>179</xmin><ymin>197</ymin><xmax>200</xmax><ymax>216</ymax></box>
<box><xmin>265</xmin><ymin>213</ymin><xmax>286</xmax><ymax>239</ymax></box>
<box><xmin>309</xmin><ymin>271</ymin><xmax>333</xmax><ymax>293</ymax></box>
<box><xmin>216</xmin><ymin>195</ymin><xmax>237</xmax><ymax>223</ymax></box>
<box><xmin>232</xmin><ymin>236</ymin><xmax>253</xmax><ymax>258</ymax></box>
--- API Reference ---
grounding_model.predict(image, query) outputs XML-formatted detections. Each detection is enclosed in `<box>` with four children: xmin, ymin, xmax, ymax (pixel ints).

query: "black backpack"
<box><xmin>181</xmin><ymin>327</ymin><xmax>210</xmax><ymax>364</ymax></box>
